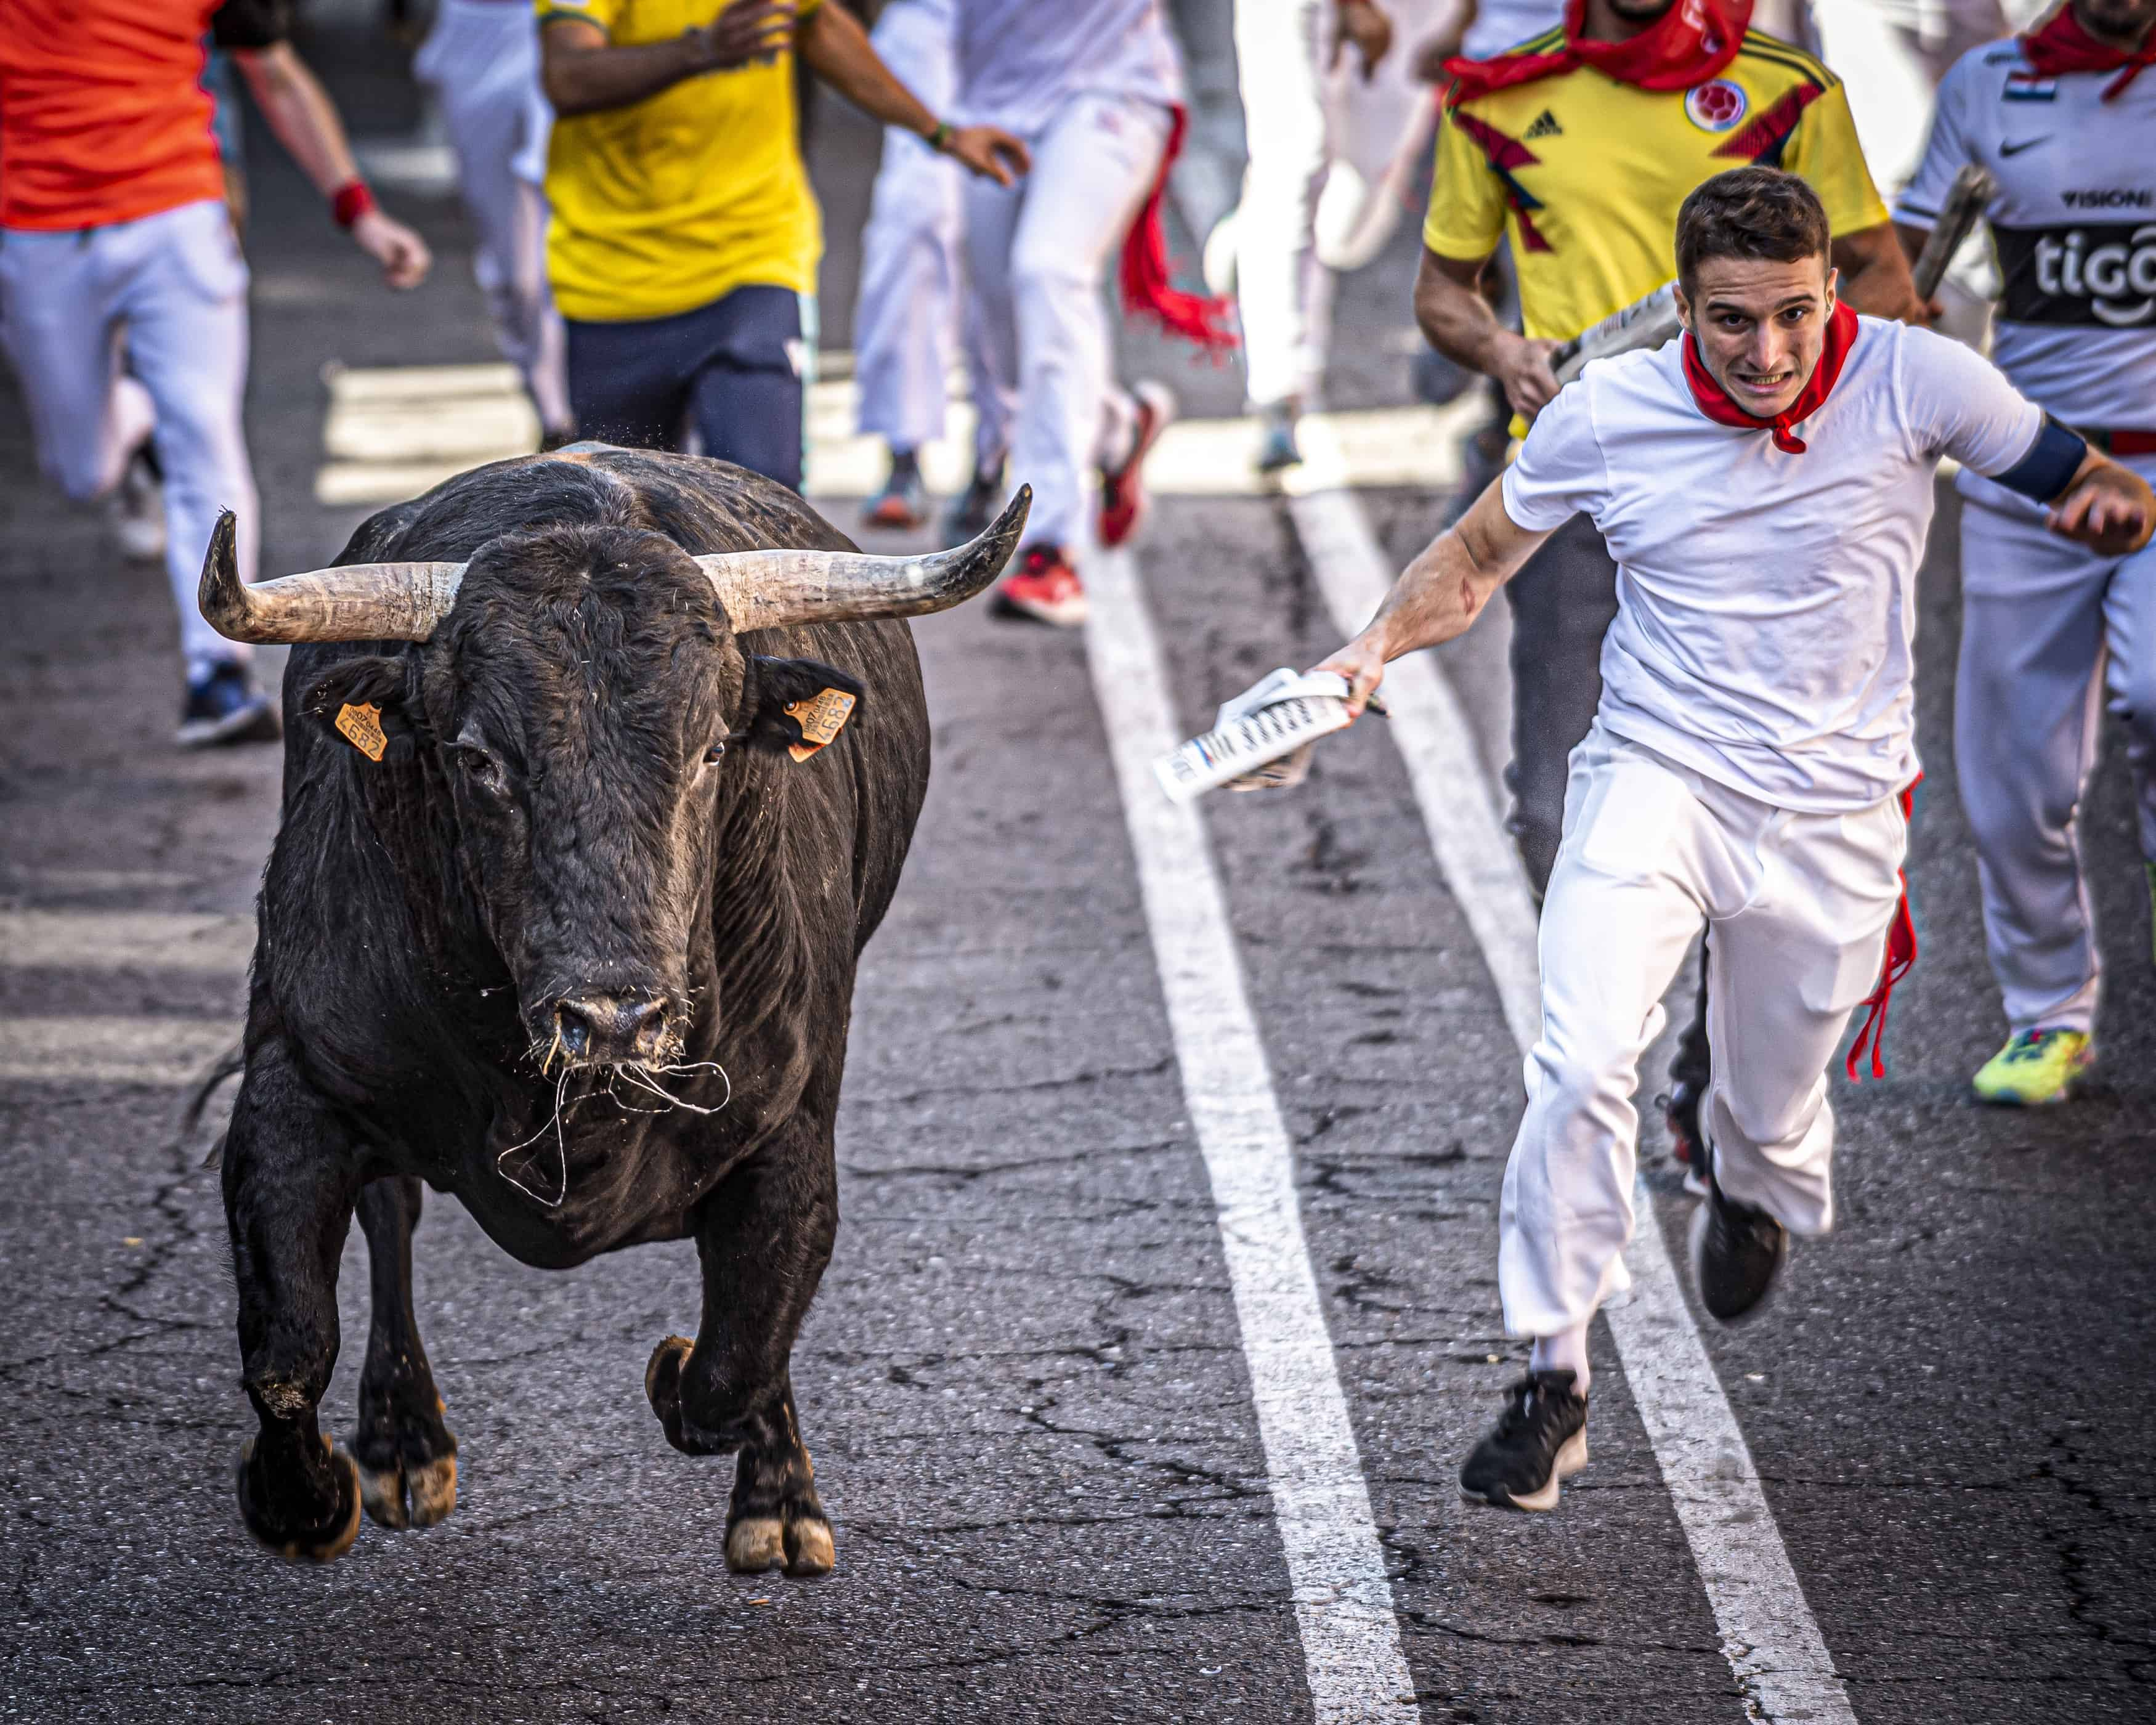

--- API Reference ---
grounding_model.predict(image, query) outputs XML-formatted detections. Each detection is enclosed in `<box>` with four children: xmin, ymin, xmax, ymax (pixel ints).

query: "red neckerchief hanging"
<box><xmin>2018</xmin><ymin>6</ymin><xmax>2155</xmax><ymax>100</ymax></box>
<box><xmin>1442</xmin><ymin>0</ymin><xmax>1752</xmax><ymax>107</ymax></box>
<box><xmin>1681</xmin><ymin>297</ymin><xmax>1858</xmax><ymax>454</ymax></box>
<box><xmin>1846</xmin><ymin>779</ymin><xmax>1920</xmax><ymax>1082</ymax></box>
<box><xmin>1119</xmin><ymin>107</ymin><xmax>1239</xmax><ymax>354</ymax></box>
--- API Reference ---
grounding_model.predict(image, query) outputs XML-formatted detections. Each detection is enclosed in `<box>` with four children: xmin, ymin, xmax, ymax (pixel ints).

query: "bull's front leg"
<box><xmin>646</xmin><ymin>1126</ymin><xmax>838</xmax><ymax>1577</ymax></box>
<box><xmin>222</xmin><ymin>1045</ymin><xmax>366</xmax><ymax>1562</ymax></box>
<box><xmin>348</xmin><ymin>1175</ymin><xmax>459</xmax><ymax>1530</ymax></box>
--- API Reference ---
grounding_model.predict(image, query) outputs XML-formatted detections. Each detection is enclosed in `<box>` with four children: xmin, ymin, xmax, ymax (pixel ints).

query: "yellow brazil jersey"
<box><xmin>1425</xmin><ymin>30</ymin><xmax>1889</xmax><ymax>345</ymax></box>
<box><xmin>537</xmin><ymin>0</ymin><xmax>824</xmax><ymax>323</ymax></box>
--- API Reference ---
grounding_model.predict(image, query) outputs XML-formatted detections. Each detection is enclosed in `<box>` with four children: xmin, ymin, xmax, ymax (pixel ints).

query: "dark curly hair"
<box><xmin>1676</xmin><ymin>167</ymin><xmax>1831</xmax><ymax>292</ymax></box>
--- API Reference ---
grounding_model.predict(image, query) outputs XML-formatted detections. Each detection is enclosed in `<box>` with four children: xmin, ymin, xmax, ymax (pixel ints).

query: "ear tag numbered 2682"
<box><xmin>783</xmin><ymin>688</ymin><xmax>857</xmax><ymax>763</ymax></box>
<box><xmin>335</xmin><ymin>702</ymin><xmax>387</xmax><ymax>762</ymax></box>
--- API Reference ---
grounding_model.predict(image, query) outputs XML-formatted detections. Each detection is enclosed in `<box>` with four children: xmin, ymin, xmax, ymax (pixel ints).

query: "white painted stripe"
<box><xmin>1</xmin><ymin>911</ymin><xmax>254</xmax><ymax>973</ymax></box>
<box><xmin>1084</xmin><ymin>547</ymin><xmax>1419</xmax><ymax>1724</ymax></box>
<box><xmin>1288</xmin><ymin>420</ymin><xmax>1858</xmax><ymax>1725</ymax></box>
<box><xmin>0</xmin><ymin>1017</ymin><xmax>238</xmax><ymax>1085</ymax></box>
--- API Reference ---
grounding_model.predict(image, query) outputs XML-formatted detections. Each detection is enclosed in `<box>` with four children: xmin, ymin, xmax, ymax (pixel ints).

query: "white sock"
<box><xmin>1530</xmin><ymin>1324</ymin><xmax>1592</xmax><ymax>1397</ymax></box>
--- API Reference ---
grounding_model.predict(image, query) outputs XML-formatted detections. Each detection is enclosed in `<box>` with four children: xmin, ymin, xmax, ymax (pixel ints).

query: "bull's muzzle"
<box><xmin>551</xmin><ymin>991</ymin><xmax>673</xmax><ymax>1068</ymax></box>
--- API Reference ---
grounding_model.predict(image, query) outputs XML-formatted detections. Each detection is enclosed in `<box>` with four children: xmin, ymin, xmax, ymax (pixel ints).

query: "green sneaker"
<box><xmin>1971</xmin><ymin>1028</ymin><xmax>2094</xmax><ymax>1106</ymax></box>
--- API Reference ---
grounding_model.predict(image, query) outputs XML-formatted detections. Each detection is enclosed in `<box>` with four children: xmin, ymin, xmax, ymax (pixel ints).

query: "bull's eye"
<box><xmin>702</xmin><ymin>740</ymin><xmax>727</xmax><ymax>765</ymax></box>
<box><xmin>457</xmin><ymin>745</ymin><xmax>507</xmax><ymax>794</ymax></box>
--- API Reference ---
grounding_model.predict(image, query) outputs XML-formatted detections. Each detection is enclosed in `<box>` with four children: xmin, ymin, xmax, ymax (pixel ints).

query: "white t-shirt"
<box><xmin>1896</xmin><ymin>38</ymin><xmax>2156</xmax><ymax>527</ymax></box>
<box><xmin>1501</xmin><ymin>317</ymin><xmax>2043</xmax><ymax>811</ymax></box>
<box><xmin>952</xmin><ymin>0</ymin><xmax>1183</xmax><ymax>131</ymax></box>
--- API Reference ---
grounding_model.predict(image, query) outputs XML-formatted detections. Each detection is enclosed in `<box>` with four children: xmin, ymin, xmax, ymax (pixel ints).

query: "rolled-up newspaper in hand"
<box><xmin>1154</xmin><ymin>668</ymin><xmax>1384</xmax><ymax>804</ymax></box>
<box><xmin>1550</xmin><ymin>280</ymin><xmax>1685</xmax><ymax>387</ymax></box>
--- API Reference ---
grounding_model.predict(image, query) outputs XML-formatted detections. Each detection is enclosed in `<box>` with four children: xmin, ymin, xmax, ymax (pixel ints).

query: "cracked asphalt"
<box><xmin>2</xmin><ymin>14</ymin><xmax>2154</xmax><ymax>1724</ymax></box>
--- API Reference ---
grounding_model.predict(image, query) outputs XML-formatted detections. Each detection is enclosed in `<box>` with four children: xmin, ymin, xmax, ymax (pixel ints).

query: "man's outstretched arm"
<box><xmin>1312</xmin><ymin>476</ymin><xmax>1552</xmax><ymax>715</ymax></box>
<box><xmin>795</xmin><ymin>3</ymin><xmax>1029</xmax><ymax>184</ymax></box>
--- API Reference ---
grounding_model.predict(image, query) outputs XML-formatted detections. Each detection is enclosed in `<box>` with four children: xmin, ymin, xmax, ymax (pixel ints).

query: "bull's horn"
<box><xmin>695</xmin><ymin>485</ymin><xmax>1032</xmax><ymax>633</ymax></box>
<box><xmin>197</xmin><ymin>508</ymin><xmax>466</xmax><ymax>645</ymax></box>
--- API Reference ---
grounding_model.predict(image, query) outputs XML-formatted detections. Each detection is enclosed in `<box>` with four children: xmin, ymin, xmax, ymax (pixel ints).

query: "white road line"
<box><xmin>1084</xmin><ymin>547</ymin><xmax>1421</xmax><ymax>1724</ymax></box>
<box><xmin>1287</xmin><ymin>422</ymin><xmax>1858</xmax><ymax>1725</ymax></box>
<box><xmin>0</xmin><ymin>911</ymin><xmax>254</xmax><ymax>974</ymax></box>
<box><xmin>0</xmin><ymin>1017</ymin><xmax>238</xmax><ymax>1085</ymax></box>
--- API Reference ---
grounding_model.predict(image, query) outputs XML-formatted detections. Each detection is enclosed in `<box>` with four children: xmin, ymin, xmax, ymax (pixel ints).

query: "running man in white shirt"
<box><xmin>1894</xmin><ymin>0</ymin><xmax>2156</xmax><ymax>1106</ymax></box>
<box><xmin>415</xmin><ymin>0</ymin><xmax>575</xmax><ymax>444</ymax></box>
<box><xmin>955</xmin><ymin>0</ymin><xmax>1236</xmax><ymax>626</ymax></box>
<box><xmin>1316</xmin><ymin>167</ymin><xmax>2151</xmax><ymax>1512</ymax></box>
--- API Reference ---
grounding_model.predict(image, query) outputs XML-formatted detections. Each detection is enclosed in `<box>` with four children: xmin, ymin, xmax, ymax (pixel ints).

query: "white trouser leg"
<box><xmin>1</xmin><ymin>201</ymin><xmax>256</xmax><ymax>674</ymax></box>
<box><xmin>854</xmin><ymin>0</ymin><xmax>961</xmax><ymax>453</ymax></box>
<box><xmin>1500</xmin><ymin>729</ymin><xmax>1903</xmax><ymax>1339</ymax></box>
<box><xmin>1958</xmin><ymin>497</ymin><xmax>2125</xmax><ymax>1034</ymax></box>
<box><xmin>1233</xmin><ymin>0</ymin><xmax>1328</xmax><ymax>410</ymax></box>
<box><xmin>420</xmin><ymin>0</ymin><xmax>570</xmax><ymax>433</ymax></box>
<box><xmin>964</xmin><ymin>93</ymin><xmax>1168</xmax><ymax>555</ymax></box>
<box><xmin>1312</xmin><ymin>0</ymin><xmax>1440</xmax><ymax>276</ymax></box>
<box><xmin>2097</xmin><ymin>467</ymin><xmax>2156</xmax><ymax>868</ymax></box>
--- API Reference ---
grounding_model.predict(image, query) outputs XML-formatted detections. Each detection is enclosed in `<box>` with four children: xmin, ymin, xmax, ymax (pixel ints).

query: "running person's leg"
<box><xmin>685</xmin><ymin>285</ymin><xmax>809</xmax><ymax>493</ymax></box>
<box><xmin>0</xmin><ymin>229</ymin><xmax>147</xmax><ymax>506</ymax></box>
<box><xmin>2097</xmin><ymin>457</ymin><xmax>2156</xmax><ymax>944</ymax></box>
<box><xmin>566</xmin><ymin>308</ymin><xmax>700</xmax><ymax>453</ymax></box>
<box><xmin>1956</xmin><ymin>495</ymin><xmax>2113</xmax><ymax>1098</ymax></box>
<box><xmin>957</xmin><ymin>145</ymin><xmax>1025</xmax><ymax>540</ymax></box>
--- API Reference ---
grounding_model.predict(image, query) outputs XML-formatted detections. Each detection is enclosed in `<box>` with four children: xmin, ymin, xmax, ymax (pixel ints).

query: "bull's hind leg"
<box><xmin>346</xmin><ymin>1176</ymin><xmax>459</xmax><ymax>1530</ymax></box>
<box><xmin>644</xmin><ymin>1130</ymin><xmax>838</xmax><ymax>1577</ymax></box>
<box><xmin>222</xmin><ymin>1049</ymin><xmax>365</xmax><ymax>1562</ymax></box>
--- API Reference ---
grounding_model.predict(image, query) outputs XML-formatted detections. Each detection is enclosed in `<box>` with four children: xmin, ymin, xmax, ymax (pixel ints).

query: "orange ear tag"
<box><xmin>335</xmin><ymin>702</ymin><xmax>387</xmax><ymax>762</ymax></box>
<box><xmin>783</xmin><ymin>689</ymin><xmax>857</xmax><ymax>763</ymax></box>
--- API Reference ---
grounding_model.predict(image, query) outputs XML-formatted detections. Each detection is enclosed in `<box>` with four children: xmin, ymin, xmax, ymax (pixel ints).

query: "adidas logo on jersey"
<box><xmin>1524</xmin><ymin>109</ymin><xmax>1563</xmax><ymax>139</ymax></box>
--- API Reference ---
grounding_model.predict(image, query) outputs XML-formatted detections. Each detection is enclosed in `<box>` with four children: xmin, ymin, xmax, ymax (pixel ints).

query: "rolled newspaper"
<box><xmin>1910</xmin><ymin>163</ymin><xmax>1997</xmax><ymax>302</ymax></box>
<box><xmin>1550</xmin><ymin>280</ymin><xmax>1685</xmax><ymax>387</ymax></box>
<box><xmin>1154</xmin><ymin>668</ymin><xmax>1384</xmax><ymax>804</ymax></box>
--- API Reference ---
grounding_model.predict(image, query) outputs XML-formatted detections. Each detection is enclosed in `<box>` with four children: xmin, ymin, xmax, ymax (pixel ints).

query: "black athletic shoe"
<box><xmin>1459</xmin><ymin>1369</ymin><xmax>1589</xmax><ymax>1512</ymax></box>
<box><xmin>176</xmin><ymin>660</ymin><xmax>280</xmax><ymax>749</ymax></box>
<box><xmin>1688</xmin><ymin>1160</ymin><xmax>1788</xmax><ymax>1324</ymax></box>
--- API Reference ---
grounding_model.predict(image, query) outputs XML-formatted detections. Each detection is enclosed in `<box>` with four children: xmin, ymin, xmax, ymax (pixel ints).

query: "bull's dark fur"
<box><xmin>222</xmin><ymin>448</ymin><xmax>928</xmax><ymax>1570</ymax></box>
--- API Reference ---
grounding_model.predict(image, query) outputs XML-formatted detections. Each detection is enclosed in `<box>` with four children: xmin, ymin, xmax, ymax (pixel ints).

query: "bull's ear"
<box><xmin>301</xmin><ymin>654</ymin><xmax>425</xmax><ymax>764</ymax></box>
<box><xmin>740</xmin><ymin>656</ymin><xmax>866</xmax><ymax>761</ymax></box>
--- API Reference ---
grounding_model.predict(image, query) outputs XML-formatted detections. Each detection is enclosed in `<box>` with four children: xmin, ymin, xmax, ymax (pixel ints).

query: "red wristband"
<box><xmin>331</xmin><ymin>181</ymin><xmax>376</xmax><ymax>229</ymax></box>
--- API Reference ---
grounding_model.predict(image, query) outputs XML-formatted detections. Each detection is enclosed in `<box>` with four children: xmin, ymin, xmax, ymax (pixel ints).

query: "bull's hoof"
<box><xmin>726</xmin><ymin>1516</ymin><xmax>786</xmax><ymax>1572</ymax></box>
<box><xmin>236</xmin><ymin>1434</ymin><xmax>362</xmax><ymax>1564</ymax></box>
<box><xmin>347</xmin><ymin>1445</ymin><xmax>458</xmax><ymax>1531</ymax></box>
<box><xmin>646</xmin><ymin>1334</ymin><xmax>698</xmax><ymax>1454</ymax></box>
<box><xmin>784</xmin><ymin>1515</ymin><xmax>836</xmax><ymax>1577</ymax></box>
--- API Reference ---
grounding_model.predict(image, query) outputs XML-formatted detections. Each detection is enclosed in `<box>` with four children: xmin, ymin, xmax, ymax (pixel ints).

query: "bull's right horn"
<box><xmin>197</xmin><ymin>509</ymin><xmax>467</xmax><ymax>645</ymax></box>
<box><xmin>695</xmin><ymin>485</ymin><xmax>1032</xmax><ymax>633</ymax></box>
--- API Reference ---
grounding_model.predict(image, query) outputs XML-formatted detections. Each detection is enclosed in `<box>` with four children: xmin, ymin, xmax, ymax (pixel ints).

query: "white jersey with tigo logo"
<box><xmin>1501</xmin><ymin>317</ymin><xmax>2043</xmax><ymax>811</ymax></box>
<box><xmin>952</xmin><ymin>0</ymin><xmax>1183</xmax><ymax>129</ymax></box>
<box><xmin>1898</xmin><ymin>38</ymin><xmax>2156</xmax><ymax>439</ymax></box>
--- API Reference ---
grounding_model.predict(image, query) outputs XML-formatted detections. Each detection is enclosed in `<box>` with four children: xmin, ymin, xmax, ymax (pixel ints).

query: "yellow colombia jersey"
<box><xmin>537</xmin><ymin>0</ymin><xmax>824</xmax><ymax>323</ymax></box>
<box><xmin>1425</xmin><ymin>30</ymin><xmax>1889</xmax><ymax>344</ymax></box>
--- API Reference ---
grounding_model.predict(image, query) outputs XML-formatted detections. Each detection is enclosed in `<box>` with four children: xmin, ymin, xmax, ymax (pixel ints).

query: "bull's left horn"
<box><xmin>197</xmin><ymin>508</ymin><xmax>467</xmax><ymax>645</ymax></box>
<box><xmin>695</xmin><ymin>485</ymin><xmax>1032</xmax><ymax>633</ymax></box>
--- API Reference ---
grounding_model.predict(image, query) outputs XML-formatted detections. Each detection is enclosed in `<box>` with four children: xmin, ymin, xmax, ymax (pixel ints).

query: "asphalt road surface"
<box><xmin>3</xmin><ymin>17</ymin><xmax>2153</xmax><ymax>1725</ymax></box>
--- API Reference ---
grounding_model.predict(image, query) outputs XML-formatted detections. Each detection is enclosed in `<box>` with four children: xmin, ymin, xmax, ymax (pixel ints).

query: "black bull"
<box><xmin>206</xmin><ymin>446</ymin><xmax>1026</xmax><ymax>1570</ymax></box>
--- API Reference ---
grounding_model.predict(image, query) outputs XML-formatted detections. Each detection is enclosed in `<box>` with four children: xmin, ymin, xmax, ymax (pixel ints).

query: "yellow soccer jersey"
<box><xmin>1425</xmin><ymin>30</ymin><xmax>1890</xmax><ymax>344</ymax></box>
<box><xmin>537</xmin><ymin>0</ymin><xmax>824</xmax><ymax>323</ymax></box>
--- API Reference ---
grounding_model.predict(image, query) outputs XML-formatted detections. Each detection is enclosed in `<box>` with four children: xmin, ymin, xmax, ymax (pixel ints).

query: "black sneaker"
<box><xmin>1688</xmin><ymin>1156</ymin><xmax>1788</xmax><ymax>1324</ymax></box>
<box><xmin>942</xmin><ymin>460</ymin><xmax>1006</xmax><ymax>544</ymax></box>
<box><xmin>176</xmin><ymin>660</ymin><xmax>280</xmax><ymax>749</ymax></box>
<box><xmin>1459</xmin><ymin>1369</ymin><xmax>1589</xmax><ymax>1512</ymax></box>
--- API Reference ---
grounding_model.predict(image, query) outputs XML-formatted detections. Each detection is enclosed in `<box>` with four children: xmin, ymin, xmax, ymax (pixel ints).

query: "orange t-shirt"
<box><xmin>0</xmin><ymin>0</ymin><xmax>284</xmax><ymax>231</ymax></box>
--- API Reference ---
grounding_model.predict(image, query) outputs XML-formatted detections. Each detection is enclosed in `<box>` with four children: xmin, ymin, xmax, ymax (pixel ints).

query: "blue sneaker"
<box><xmin>176</xmin><ymin>660</ymin><xmax>280</xmax><ymax>749</ymax></box>
<box><xmin>1255</xmin><ymin>405</ymin><xmax>1302</xmax><ymax>473</ymax></box>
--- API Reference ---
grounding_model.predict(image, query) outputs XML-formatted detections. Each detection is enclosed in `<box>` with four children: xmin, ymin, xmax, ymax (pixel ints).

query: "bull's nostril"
<box><xmin>554</xmin><ymin>993</ymin><xmax>668</xmax><ymax>1064</ymax></box>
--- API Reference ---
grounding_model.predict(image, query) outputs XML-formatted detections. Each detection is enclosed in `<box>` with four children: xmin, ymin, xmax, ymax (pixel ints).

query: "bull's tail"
<box><xmin>178</xmin><ymin>1041</ymin><xmax>246</xmax><ymax>1168</ymax></box>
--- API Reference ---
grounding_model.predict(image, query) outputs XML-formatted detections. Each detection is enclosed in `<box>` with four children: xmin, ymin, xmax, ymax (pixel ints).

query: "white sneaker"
<box><xmin>107</xmin><ymin>447</ymin><xmax>167</xmax><ymax>564</ymax></box>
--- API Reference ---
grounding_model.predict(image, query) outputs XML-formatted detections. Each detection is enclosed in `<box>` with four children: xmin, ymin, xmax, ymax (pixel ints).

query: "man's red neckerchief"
<box><xmin>1680</xmin><ymin>296</ymin><xmax>1858</xmax><ymax>454</ymax></box>
<box><xmin>1442</xmin><ymin>0</ymin><xmax>1752</xmax><ymax>107</ymax></box>
<box><xmin>1119</xmin><ymin>107</ymin><xmax>1238</xmax><ymax>353</ymax></box>
<box><xmin>2019</xmin><ymin>5</ymin><xmax>2155</xmax><ymax>100</ymax></box>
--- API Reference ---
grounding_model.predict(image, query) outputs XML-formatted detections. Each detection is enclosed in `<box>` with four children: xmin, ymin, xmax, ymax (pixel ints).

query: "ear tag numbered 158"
<box><xmin>783</xmin><ymin>688</ymin><xmax>857</xmax><ymax>763</ymax></box>
<box><xmin>335</xmin><ymin>702</ymin><xmax>387</xmax><ymax>762</ymax></box>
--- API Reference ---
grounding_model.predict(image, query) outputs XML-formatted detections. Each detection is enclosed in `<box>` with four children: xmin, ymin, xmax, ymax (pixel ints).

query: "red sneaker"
<box><xmin>991</xmin><ymin>543</ymin><xmax>1087</xmax><ymax>628</ymax></box>
<box><xmin>1098</xmin><ymin>381</ymin><xmax>1177</xmax><ymax>550</ymax></box>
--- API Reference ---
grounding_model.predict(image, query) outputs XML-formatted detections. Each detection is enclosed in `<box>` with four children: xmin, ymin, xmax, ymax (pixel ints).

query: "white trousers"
<box><xmin>853</xmin><ymin>0</ymin><xmax>985</xmax><ymax>458</ymax></box>
<box><xmin>1231</xmin><ymin>0</ymin><xmax>1441</xmax><ymax>409</ymax></box>
<box><xmin>1499</xmin><ymin>727</ymin><xmax>1907</xmax><ymax>1339</ymax></box>
<box><xmin>1956</xmin><ymin>473</ymin><xmax>2156</xmax><ymax>1036</ymax></box>
<box><xmin>964</xmin><ymin>91</ymin><xmax>1168</xmax><ymax>554</ymax></box>
<box><xmin>0</xmin><ymin>198</ymin><xmax>257</xmax><ymax>674</ymax></box>
<box><xmin>416</xmin><ymin>0</ymin><xmax>572</xmax><ymax>434</ymax></box>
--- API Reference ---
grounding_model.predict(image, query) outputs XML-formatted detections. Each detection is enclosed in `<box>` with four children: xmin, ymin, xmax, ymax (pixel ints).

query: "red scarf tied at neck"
<box><xmin>2019</xmin><ymin>4</ymin><xmax>2156</xmax><ymax>100</ymax></box>
<box><xmin>1443</xmin><ymin>0</ymin><xmax>1753</xmax><ymax>106</ymax></box>
<box><xmin>1681</xmin><ymin>296</ymin><xmax>1858</xmax><ymax>453</ymax></box>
